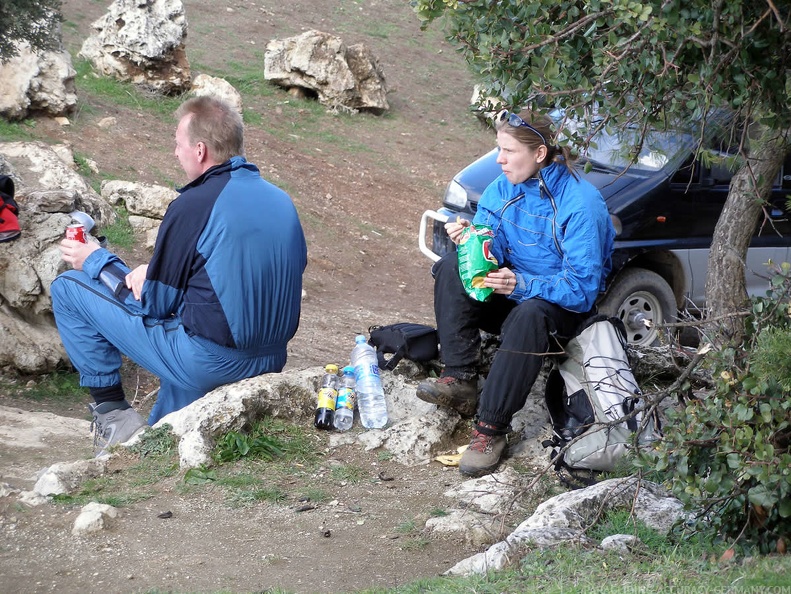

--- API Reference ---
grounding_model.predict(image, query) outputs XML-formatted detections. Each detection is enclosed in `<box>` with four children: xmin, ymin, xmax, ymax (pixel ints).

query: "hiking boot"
<box><xmin>459</xmin><ymin>422</ymin><xmax>507</xmax><ymax>477</ymax></box>
<box><xmin>415</xmin><ymin>376</ymin><xmax>478</xmax><ymax>417</ymax></box>
<box><xmin>88</xmin><ymin>401</ymin><xmax>148</xmax><ymax>457</ymax></box>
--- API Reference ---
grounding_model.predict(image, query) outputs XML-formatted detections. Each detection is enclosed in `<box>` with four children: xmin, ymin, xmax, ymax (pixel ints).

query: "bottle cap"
<box><xmin>343</xmin><ymin>365</ymin><xmax>354</xmax><ymax>374</ymax></box>
<box><xmin>325</xmin><ymin>364</ymin><xmax>339</xmax><ymax>373</ymax></box>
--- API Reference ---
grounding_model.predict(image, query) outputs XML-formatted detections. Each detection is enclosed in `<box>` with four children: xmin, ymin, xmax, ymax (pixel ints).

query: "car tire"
<box><xmin>598</xmin><ymin>267</ymin><xmax>677</xmax><ymax>347</ymax></box>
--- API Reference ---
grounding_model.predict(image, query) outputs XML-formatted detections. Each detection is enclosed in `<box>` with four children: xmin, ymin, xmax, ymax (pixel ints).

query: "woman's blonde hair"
<box><xmin>494</xmin><ymin>109</ymin><xmax>577</xmax><ymax>177</ymax></box>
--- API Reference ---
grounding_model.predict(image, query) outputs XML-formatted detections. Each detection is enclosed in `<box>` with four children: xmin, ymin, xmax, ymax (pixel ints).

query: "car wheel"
<box><xmin>598</xmin><ymin>267</ymin><xmax>677</xmax><ymax>347</ymax></box>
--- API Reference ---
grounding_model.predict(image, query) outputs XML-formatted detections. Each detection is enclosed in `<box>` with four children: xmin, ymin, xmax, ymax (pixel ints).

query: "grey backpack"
<box><xmin>543</xmin><ymin>315</ymin><xmax>661</xmax><ymax>472</ymax></box>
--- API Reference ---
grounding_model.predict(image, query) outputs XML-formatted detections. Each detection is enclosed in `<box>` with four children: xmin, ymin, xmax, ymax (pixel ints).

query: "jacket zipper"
<box><xmin>538</xmin><ymin>172</ymin><xmax>563</xmax><ymax>257</ymax></box>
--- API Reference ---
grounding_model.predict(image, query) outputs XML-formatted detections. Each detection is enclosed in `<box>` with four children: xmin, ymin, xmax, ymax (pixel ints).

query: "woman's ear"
<box><xmin>535</xmin><ymin>144</ymin><xmax>548</xmax><ymax>164</ymax></box>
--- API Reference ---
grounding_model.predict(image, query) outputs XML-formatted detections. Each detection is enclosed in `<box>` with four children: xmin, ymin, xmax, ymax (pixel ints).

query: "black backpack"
<box><xmin>367</xmin><ymin>323</ymin><xmax>439</xmax><ymax>371</ymax></box>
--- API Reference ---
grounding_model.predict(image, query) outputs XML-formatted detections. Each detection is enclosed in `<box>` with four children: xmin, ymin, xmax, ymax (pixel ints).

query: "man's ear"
<box><xmin>196</xmin><ymin>141</ymin><xmax>207</xmax><ymax>162</ymax></box>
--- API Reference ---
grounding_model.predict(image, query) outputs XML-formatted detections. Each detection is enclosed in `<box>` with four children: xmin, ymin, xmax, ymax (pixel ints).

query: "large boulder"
<box><xmin>189</xmin><ymin>74</ymin><xmax>243</xmax><ymax>115</ymax></box>
<box><xmin>0</xmin><ymin>41</ymin><xmax>77</xmax><ymax>121</ymax></box>
<box><xmin>0</xmin><ymin>144</ymin><xmax>116</xmax><ymax>373</ymax></box>
<box><xmin>79</xmin><ymin>0</ymin><xmax>190</xmax><ymax>95</ymax></box>
<box><xmin>156</xmin><ymin>366</ymin><xmax>467</xmax><ymax>468</ymax></box>
<box><xmin>445</xmin><ymin>477</ymin><xmax>687</xmax><ymax>576</ymax></box>
<box><xmin>264</xmin><ymin>30</ymin><xmax>389</xmax><ymax>113</ymax></box>
<box><xmin>101</xmin><ymin>179</ymin><xmax>177</xmax><ymax>250</ymax></box>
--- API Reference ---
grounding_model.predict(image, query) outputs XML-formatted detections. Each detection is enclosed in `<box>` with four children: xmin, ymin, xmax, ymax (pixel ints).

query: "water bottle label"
<box><xmin>367</xmin><ymin>362</ymin><xmax>380</xmax><ymax>376</ymax></box>
<box><xmin>336</xmin><ymin>388</ymin><xmax>354</xmax><ymax>411</ymax></box>
<box><xmin>317</xmin><ymin>388</ymin><xmax>337</xmax><ymax>409</ymax></box>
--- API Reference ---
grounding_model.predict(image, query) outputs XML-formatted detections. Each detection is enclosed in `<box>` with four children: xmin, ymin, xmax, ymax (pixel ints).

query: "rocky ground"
<box><xmin>0</xmin><ymin>1</ymin><xmax>566</xmax><ymax>593</ymax></box>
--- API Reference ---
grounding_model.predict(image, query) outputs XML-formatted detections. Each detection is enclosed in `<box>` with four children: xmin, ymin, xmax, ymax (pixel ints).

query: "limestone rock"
<box><xmin>425</xmin><ymin>509</ymin><xmax>505</xmax><ymax>547</ymax></box>
<box><xmin>33</xmin><ymin>458</ymin><xmax>109</xmax><ymax>497</ymax></box>
<box><xmin>79</xmin><ymin>0</ymin><xmax>191</xmax><ymax>95</ymax></box>
<box><xmin>72</xmin><ymin>502</ymin><xmax>119</xmax><ymax>535</ymax></box>
<box><xmin>155</xmin><ymin>368</ymin><xmax>319</xmax><ymax>468</ymax></box>
<box><xmin>190</xmin><ymin>74</ymin><xmax>243</xmax><ymax>114</ymax></box>
<box><xmin>101</xmin><ymin>179</ymin><xmax>177</xmax><ymax>219</ymax></box>
<box><xmin>265</xmin><ymin>30</ymin><xmax>388</xmax><ymax>113</ymax></box>
<box><xmin>157</xmin><ymin>366</ymin><xmax>469</xmax><ymax>469</ymax></box>
<box><xmin>445</xmin><ymin>477</ymin><xmax>686</xmax><ymax>576</ymax></box>
<box><xmin>601</xmin><ymin>534</ymin><xmax>643</xmax><ymax>553</ymax></box>
<box><xmin>0</xmin><ymin>143</ymin><xmax>114</xmax><ymax>225</ymax></box>
<box><xmin>0</xmin><ymin>41</ymin><xmax>77</xmax><ymax>120</ymax></box>
<box><xmin>0</xmin><ymin>145</ymin><xmax>116</xmax><ymax>372</ymax></box>
<box><xmin>0</xmin><ymin>483</ymin><xmax>20</xmax><ymax>498</ymax></box>
<box><xmin>443</xmin><ymin>467</ymin><xmax>523</xmax><ymax>514</ymax></box>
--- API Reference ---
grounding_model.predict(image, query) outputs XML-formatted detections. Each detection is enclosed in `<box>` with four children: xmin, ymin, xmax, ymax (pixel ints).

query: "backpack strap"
<box><xmin>376</xmin><ymin>347</ymin><xmax>405</xmax><ymax>372</ymax></box>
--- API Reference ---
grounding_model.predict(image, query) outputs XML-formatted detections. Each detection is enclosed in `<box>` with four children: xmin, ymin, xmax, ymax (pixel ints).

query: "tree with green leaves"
<box><xmin>414</xmin><ymin>0</ymin><xmax>791</xmax><ymax>344</ymax></box>
<box><xmin>0</xmin><ymin>0</ymin><xmax>63</xmax><ymax>62</ymax></box>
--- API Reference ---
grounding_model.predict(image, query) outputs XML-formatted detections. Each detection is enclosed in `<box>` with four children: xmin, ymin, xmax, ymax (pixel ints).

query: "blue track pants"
<box><xmin>51</xmin><ymin>270</ymin><xmax>287</xmax><ymax>424</ymax></box>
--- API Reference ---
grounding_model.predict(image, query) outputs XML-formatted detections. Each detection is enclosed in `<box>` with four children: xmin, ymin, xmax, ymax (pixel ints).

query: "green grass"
<box><xmin>51</xmin><ymin>473</ymin><xmax>156</xmax><ymax>507</ymax></box>
<box><xmin>73</xmin><ymin>58</ymin><xmax>183</xmax><ymax>118</ymax></box>
<box><xmin>330</xmin><ymin>463</ymin><xmax>367</xmax><ymax>484</ymax></box>
<box><xmin>0</xmin><ymin>118</ymin><xmax>38</xmax><ymax>141</ymax></box>
<box><xmin>395</xmin><ymin>518</ymin><xmax>416</xmax><ymax>534</ymax></box>
<box><xmin>101</xmin><ymin>206</ymin><xmax>136</xmax><ymax>250</ymax></box>
<box><xmin>226</xmin><ymin>485</ymin><xmax>288</xmax><ymax>507</ymax></box>
<box><xmin>0</xmin><ymin>370</ymin><xmax>84</xmax><ymax>404</ymax></box>
<box><xmin>299</xmin><ymin>487</ymin><xmax>331</xmax><ymax>503</ymax></box>
<box><xmin>51</xmin><ymin>424</ymin><xmax>179</xmax><ymax>507</ymax></box>
<box><xmin>361</xmin><ymin>548</ymin><xmax>791</xmax><ymax>593</ymax></box>
<box><xmin>399</xmin><ymin>537</ymin><xmax>430</xmax><ymax>552</ymax></box>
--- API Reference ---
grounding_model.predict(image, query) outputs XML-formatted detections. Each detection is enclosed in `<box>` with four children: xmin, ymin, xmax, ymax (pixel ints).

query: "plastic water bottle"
<box><xmin>333</xmin><ymin>366</ymin><xmax>356</xmax><ymax>431</ymax></box>
<box><xmin>314</xmin><ymin>364</ymin><xmax>339</xmax><ymax>430</ymax></box>
<box><xmin>351</xmin><ymin>335</ymin><xmax>388</xmax><ymax>429</ymax></box>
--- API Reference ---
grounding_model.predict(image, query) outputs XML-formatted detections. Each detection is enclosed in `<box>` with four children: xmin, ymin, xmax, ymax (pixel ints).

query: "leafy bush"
<box><xmin>212</xmin><ymin>427</ymin><xmax>283</xmax><ymax>463</ymax></box>
<box><xmin>646</xmin><ymin>263</ymin><xmax>791</xmax><ymax>553</ymax></box>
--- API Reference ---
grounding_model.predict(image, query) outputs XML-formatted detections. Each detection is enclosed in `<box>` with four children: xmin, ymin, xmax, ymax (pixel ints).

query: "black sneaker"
<box><xmin>415</xmin><ymin>376</ymin><xmax>478</xmax><ymax>417</ymax></box>
<box><xmin>88</xmin><ymin>401</ymin><xmax>148</xmax><ymax>457</ymax></box>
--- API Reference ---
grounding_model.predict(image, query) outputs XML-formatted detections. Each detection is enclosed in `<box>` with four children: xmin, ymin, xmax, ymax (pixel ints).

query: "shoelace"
<box><xmin>436</xmin><ymin>376</ymin><xmax>458</xmax><ymax>385</ymax></box>
<box><xmin>468</xmin><ymin>430</ymin><xmax>494</xmax><ymax>453</ymax></box>
<box><xmin>89</xmin><ymin>415</ymin><xmax>108</xmax><ymax>448</ymax></box>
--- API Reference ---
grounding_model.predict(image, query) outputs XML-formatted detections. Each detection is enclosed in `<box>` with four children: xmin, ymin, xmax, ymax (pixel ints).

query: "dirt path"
<box><xmin>0</xmin><ymin>1</ymin><xmax>518</xmax><ymax>592</ymax></box>
<box><xmin>0</xmin><ymin>403</ymin><xmax>493</xmax><ymax>593</ymax></box>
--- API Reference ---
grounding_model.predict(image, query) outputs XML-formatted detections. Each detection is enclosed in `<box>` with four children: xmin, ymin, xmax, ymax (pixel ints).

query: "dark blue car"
<box><xmin>419</xmin><ymin>127</ymin><xmax>791</xmax><ymax>345</ymax></box>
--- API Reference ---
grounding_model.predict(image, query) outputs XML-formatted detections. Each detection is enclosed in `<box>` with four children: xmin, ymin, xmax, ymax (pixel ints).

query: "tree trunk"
<box><xmin>705</xmin><ymin>128</ymin><xmax>791</xmax><ymax>345</ymax></box>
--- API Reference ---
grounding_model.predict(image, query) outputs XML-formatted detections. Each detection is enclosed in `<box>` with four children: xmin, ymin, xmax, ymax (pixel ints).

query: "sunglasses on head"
<box><xmin>498</xmin><ymin>110</ymin><xmax>548</xmax><ymax>146</ymax></box>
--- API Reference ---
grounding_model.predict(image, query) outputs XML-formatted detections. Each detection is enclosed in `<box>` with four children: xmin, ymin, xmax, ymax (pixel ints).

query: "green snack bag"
<box><xmin>457</xmin><ymin>224</ymin><xmax>498</xmax><ymax>301</ymax></box>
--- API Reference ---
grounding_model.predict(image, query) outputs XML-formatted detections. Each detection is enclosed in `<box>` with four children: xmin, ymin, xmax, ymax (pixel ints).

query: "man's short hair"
<box><xmin>175</xmin><ymin>96</ymin><xmax>244</xmax><ymax>163</ymax></box>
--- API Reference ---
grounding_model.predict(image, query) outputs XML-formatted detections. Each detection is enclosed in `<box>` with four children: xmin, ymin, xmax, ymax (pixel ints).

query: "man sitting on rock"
<box><xmin>51</xmin><ymin>96</ymin><xmax>307</xmax><ymax>456</ymax></box>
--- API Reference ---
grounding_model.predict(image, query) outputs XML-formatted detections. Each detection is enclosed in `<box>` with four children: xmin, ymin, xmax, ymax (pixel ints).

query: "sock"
<box><xmin>90</xmin><ymin>384</ymin><xmax>127</xmax><ymax>407</ymax></box>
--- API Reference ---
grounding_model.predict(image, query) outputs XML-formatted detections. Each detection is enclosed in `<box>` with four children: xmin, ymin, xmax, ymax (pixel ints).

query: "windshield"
<box><xmin>582</xmin><ymin>128</ymin><xmax>695</xmax><ymax>172</ymax></box>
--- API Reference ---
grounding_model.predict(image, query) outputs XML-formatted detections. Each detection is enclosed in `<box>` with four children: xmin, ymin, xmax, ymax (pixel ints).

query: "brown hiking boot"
<box><xmin>459</xmin><ymin>423</ymin><xmax>507</xmax><ymax>477</ymax></box>
<box><xmin>415</xmin><ymin>376</ymin><xmax>478</xmax><ymax>417</ymax></box>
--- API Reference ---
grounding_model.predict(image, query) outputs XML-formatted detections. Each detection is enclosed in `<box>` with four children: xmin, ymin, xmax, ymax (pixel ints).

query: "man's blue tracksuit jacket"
<box><xmin>51</xmin><ymin>157</ymin><xmax>308</xmax><ymax>423</ymax></box>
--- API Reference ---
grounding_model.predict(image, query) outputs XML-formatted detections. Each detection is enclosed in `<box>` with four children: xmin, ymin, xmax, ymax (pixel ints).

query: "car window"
<box><xmin>584</xmin><ymin>129</ymin><xmax>693</xmax><ymax>172</ymax></box>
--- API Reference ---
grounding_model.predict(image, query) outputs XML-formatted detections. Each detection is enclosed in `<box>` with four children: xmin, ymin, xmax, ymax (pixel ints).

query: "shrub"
<box><xmin>645</xmin><ymin>262</ymin><xmax>791</xmax><ymax>553</ymax></box>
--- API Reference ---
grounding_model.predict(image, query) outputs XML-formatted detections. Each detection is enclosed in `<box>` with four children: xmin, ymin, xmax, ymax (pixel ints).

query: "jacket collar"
<box><xmin>177</xmin><ymin>156</ymin><xmax>253</xmax><ymax>193</ymax></box>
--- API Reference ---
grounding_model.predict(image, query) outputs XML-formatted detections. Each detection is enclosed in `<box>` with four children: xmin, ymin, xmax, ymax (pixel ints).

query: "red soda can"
<box><xmin>65</xmin><ymin>223</ymin><xmax>87</xmax><ymax>243</ymax></box>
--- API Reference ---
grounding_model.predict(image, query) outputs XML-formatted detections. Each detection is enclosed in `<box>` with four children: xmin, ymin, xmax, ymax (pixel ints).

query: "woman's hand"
<box><xmin>485</xmin><ymin>267</ymin><xmax>517</xmax><ymax>295</ymax></box>
<box><xmin>126</xmin><ymin>265</ymin><xmax>148</xmax><ymax>301</ymax></box>
<box><xmin>445</xmin><ymin>217</ymin><xmax>471</xmax><ymax>245</ymax></box>
<box><xmin>59</xmin><ymin>239</ymin><xmax>100</xmax><ymax>271</ymax></box>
